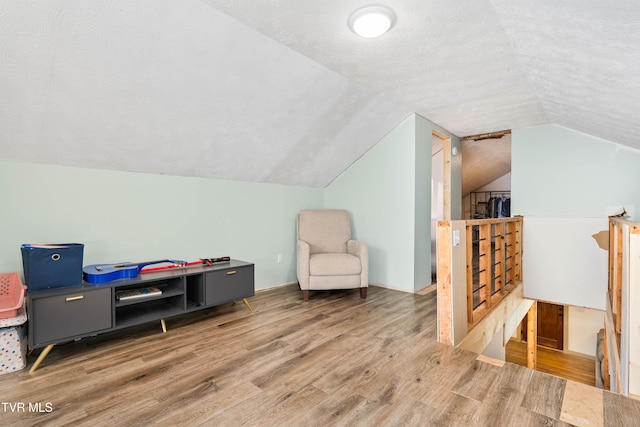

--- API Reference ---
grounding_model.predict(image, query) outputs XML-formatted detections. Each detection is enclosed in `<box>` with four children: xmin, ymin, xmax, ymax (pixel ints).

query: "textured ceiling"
<box><xmin>202</xmin><ymin>0</ymin><xmax>547</xmax><ymax>138</ymax></box>
<box><xmin>1</xmin><ymin>1</ymin><xmax>639</xmax><ymax>187</ymax></box>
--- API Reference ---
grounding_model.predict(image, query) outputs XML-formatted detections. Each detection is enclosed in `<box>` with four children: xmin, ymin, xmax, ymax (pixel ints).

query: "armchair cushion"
<box><xmin>310</xmin><ymin>253</ymin><xmax>362</xmax><ymax>276</ymax></box>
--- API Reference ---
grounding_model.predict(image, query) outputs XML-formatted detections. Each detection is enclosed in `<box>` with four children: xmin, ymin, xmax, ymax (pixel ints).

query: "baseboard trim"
<box><xmin>256</xmin><ymin>281</ymin><xmax>436</xmax><ymax>296</ymax></box>
<box><xmin>255</xmin><ymin>281</ymin><xmax>298</xmax><ymax>294</ymax></box>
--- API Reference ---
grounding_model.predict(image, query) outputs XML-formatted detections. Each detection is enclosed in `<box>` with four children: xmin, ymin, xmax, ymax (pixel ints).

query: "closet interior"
<box><xmin>469</xmin><ymin>191</ymin><xmax>511</xmax><ymax>219</ymax></box>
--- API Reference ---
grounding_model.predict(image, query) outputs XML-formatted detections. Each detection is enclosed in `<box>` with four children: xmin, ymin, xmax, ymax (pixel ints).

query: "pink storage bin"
<box><xmin>0</xmin><ymin>273</ymin><xmax>26</xmax><ymax>319</ymax></box>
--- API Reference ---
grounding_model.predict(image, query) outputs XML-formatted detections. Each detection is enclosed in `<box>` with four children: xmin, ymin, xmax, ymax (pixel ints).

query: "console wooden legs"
<box><xmin>242</xmin><ymin>298</ymin><xmax>254</xmax><ymax>311</ymax></box>
<box><xmin>30</xmin><ymin>344</ymin><xmax>55</xmax><ymax>373</ymax></box>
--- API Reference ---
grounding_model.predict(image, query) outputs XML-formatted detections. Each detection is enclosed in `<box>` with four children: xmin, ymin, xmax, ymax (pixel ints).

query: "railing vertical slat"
<box><xmin>616</xmin><ymin>225</ymin><xmax>623</xmax><ymax>334</ymax></box>
<box><xmin>494</xmin><ymin>222</ymin><xmax>505</xmax><ymax>295</ymax></box>
<box><xmin>466</xmin><ymin>225</ymin><xmax>474</xmax><ymax>323</ymax></box>
<box><xmin>479</xmin><ymin>223</ymin><xmax>491</xmax><ymax>309</ymax></box>
<box><xmin>515</xmin><ymin>218</ymin><xmax>522</xmax><ymax>281</ymax></box>
<box><xmin>506</xmin><ymin>221</ymin><xmax>515</xmax><ymax>286</ymax></box>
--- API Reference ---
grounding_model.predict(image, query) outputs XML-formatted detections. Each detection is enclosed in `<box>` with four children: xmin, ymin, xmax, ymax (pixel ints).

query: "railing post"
<box><xmin>466</xmin><ymin>225</ymin><xmax>474</xmax><ymax>324</ymax></box>
<box><xmin>628</xmin><ymin>223</ymin><xmax>640</xmax><ymax>396</ymax></box>
<box><xmin>604</xmin><ymin>217</ymin><xmax>640</xmax><ymax>395</ymax></box>
<box><xmin>437</xmin><ymin>220</ymin><xmax>470</xmax><ymax>346</ymax></box>
<box><xmin>527</xmin><ymin>300</ymin><xmax>537</xmax><ymax>369</ymax></box>
<box><xmin>437</xmin><ymin>220</ymin><xmax>454</xmax><ymax>345</ymax></box>
<box><xmin>615</xmin><ymin>224</ymin><xmax>623</xmax><ymax>334</ymax></box>
<box><xmin>609</xmin><ymin>220</ymin><xmax>614</xmax><ymax>310</ymax></box>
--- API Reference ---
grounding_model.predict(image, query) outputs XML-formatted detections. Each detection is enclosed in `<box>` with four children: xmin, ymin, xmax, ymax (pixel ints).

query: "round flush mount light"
<box><xmin>348</xmin><ymin>5</ymin><xmax>396</xmax><ymax>39</ymax></box>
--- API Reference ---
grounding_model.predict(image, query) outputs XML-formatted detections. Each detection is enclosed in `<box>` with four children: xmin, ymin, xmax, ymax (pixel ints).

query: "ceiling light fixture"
<box><xmin>348</xmin><ymin>5</ymin><xmax>396</xmax><ymax>39</ymax></box>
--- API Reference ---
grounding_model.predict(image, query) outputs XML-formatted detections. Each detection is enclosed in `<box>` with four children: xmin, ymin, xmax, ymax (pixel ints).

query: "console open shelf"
<box><xmin>114</xmin><ymin>277</ymin><xmax>185</xmax><ymax>308</ymax></box>
<box><xmin>115</xmin><ymin>296</ymin><xmax>185</xmax><ymax>328</ymax></box>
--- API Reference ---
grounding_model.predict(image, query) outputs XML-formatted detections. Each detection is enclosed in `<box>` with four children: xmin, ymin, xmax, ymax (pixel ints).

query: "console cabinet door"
<box><xmin>205</xmin><ymin>265</ymin><xmax>254</xmax><ymax>306</ymax></box>
<box><xmin>31</xmin><ymin>288</ymin><xmax>112</xmax><ymax>346</ymax></box>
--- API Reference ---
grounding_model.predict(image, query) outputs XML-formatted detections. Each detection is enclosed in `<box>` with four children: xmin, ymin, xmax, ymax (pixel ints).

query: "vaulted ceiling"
<box><xmin>1</xmin><ymin>1</ymin><xmax>638</xmax><ymax>187</ymax></box>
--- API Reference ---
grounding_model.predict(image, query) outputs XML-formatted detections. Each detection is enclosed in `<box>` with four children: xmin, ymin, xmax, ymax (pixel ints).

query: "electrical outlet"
<box><xmin>277</xmin><ymin>254</ymin><xmax>283</xmax><ymax>264</ymax></box>
<box><xmin>453</xmin><ymin>230</ymin><xmax>460</xmax><ymax>246</ymax></box>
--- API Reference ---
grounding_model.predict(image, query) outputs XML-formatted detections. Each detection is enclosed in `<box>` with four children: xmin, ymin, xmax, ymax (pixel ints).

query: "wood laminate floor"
<box><xmin>506</xmin><ymin>339</ymin><xmax>596</xmax><ymax>387</ymax></box>
<box><xmin>1</xmin><ymin>284</ymin><xmax>639</xmax><ymax>426</ymax></box>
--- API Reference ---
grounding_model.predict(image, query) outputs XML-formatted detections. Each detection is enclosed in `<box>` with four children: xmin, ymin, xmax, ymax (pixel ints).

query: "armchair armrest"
<box><xmin>347</xmin><ymin>240</ymin><xmax>369</xmax><ymax>288</ymax></box>
<box><xmin>297</xmin><ymin>239</ymin><xmax>310</xmax><ymax>290</ymax></box>
<box><xmin>347</xmin><ymin>240</ymin><xmax>367</xmax><ymax>257</ymax></box>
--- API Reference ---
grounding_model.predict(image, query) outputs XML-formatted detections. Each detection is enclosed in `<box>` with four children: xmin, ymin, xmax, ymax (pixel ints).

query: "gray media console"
<box><xmin>27</xmin><ymin>259</ymin><xmax>254</xmax><ymax>372</ymax></box>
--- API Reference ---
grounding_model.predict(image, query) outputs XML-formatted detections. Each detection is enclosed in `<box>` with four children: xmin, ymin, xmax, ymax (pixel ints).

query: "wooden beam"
<box><xmin>460</xmin><ymin>129</ymin><xmax>511</xmax><ymax>142</ymax></box>
<box><xmin>527</xmin><ymin>301</ymin><xmax>537</xmax><ymax>370</ymax></box>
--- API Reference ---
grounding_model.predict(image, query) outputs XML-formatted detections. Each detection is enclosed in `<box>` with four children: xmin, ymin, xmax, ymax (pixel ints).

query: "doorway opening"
<box><xmin>460</xmin><ymin>131</ymin><xmax>511</xmax><ymax>220</ymax></box>
<box><xmin>505</xmin><ymin>301</ymin><xmax>595</xmax><ymax>386</ymax></box>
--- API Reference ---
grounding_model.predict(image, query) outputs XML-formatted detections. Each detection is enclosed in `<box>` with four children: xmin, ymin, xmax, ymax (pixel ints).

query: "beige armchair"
<box><xmin>296</xmin><ymin>209</ymin><xmax>368</xmax><ymax>302</ymax></box>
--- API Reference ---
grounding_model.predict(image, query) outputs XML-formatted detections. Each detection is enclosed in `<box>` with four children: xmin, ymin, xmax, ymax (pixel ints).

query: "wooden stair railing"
<box><xmin>605</xmin><ymin>217</ymin><xmax>640</xmax><ymax>396</ymax></box>
<box><xmin>437</xmin><ymin>216</ymin><xmax>535</xmax><ymax>367</ymax></box>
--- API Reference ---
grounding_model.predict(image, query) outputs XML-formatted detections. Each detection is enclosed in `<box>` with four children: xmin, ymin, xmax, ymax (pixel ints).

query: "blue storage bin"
<box><xmin>21</xmin><ymin>243</ymin><xmax>84</xmax><ymax>290</ymax></box>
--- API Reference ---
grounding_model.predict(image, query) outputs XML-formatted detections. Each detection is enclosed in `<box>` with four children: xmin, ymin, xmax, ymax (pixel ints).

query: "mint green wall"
<box><xmin>324</xmin><ymin>114</ymin><xmax>459</xmax><ymax>292</ymax></box>
<box><xmin>414</xmin><ymin>116</ymin><xmax>432</xmax><ymax>290</ymax></box>
<box><xmin>1</xmin><ymin>116</ymin><xmax>461</xmax><ymax>294</ymax></box>
<box><xmin>512</xmin><ymin>124</ymin><xmax>640</xmax><ymax>217</ymax></box>
<box><xmin>324</xmin><ymin>116</ymin><xmax>417</xmax><ymax>291</ymax></box>
<box><xmin>512</xmin><ymin>124</ymin><xmax>640</xmax><ymax>309</ymax></box>
<box><xmin>0</xmin><ymin>161</ymin><xmax>323</xmax><ymax>290</ymax></box>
